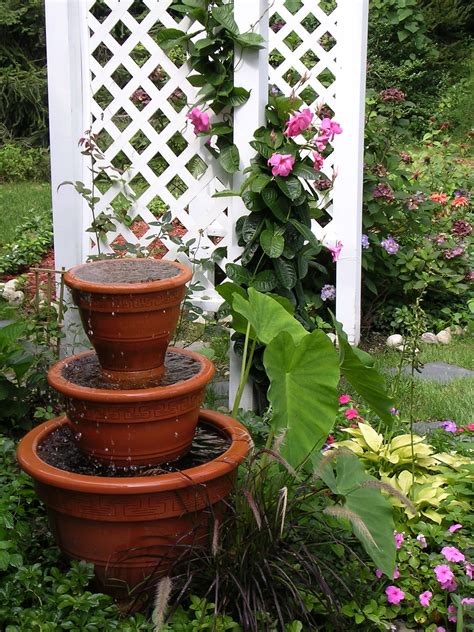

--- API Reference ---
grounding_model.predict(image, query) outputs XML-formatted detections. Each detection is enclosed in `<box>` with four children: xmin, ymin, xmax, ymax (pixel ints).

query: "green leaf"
<box><xmin>216</xmin><ymin>282</ymin><xmax>249</xmax><ymax>334</ymax></box>
<box><xmin>212</xmin><ymin>190</ymin><xmax>241</xmax><ymax>198</ymax></box>
<box><xmin>332</xmin><ymin>318</ymin><xmax>393</xmax><ymax>424</ymax></box>
<box><xmin>233</xmin><ymin>32</ymin><xmax>266</xmax><ymax>49</ymax></box>
<box><xmin>218</xmin><ymin>144</ymin><xmax>240</xmax><ymax>173</ymax></box>
<box><xmin>212</xmin><ymin>5</ymin><xmax>239</xmax><ymax>34</ymax></box>
<box><xmin>260</xmin><ymin>228</ymin><xmax>285</xmax><ymax>258</ymax></box>
<box><xmin>273</xmin><ymin>258</ymin><xmax>297</xmax><ymax>289</ymax></box>
<box><xmin>155</xmin><ymin>28</ymin><xmax>189</xmax><ymax>52</ymax></box>
<box><xmin>251</xmin><ymin>270</ymin><xmax>278</xmax><ymax>292</ymax></box>
<box><xmin>275</xmin><ymin>176</ymin><xmax>302</xmax><ymax>201</ymax></box>
<box><xmin>261</xmin><ymin>186</ymin><xmax>289</xmax><ymax>221</ymax></box>
<box><xmin>210</xmin><ymin>122</ymin><xmax>234</xmax><ymax>136</ymax></box>
<box><xmin>186</xmin><ymin>74</ymin><xmax>207</xmax><ymax>87</ymax></box>
<box><xmin>226</xmin><ymin>263</ymin><xmax>251</xmax><ymax>286</ymax></box>
<box><xmin>241</xmin><ymin>214</ymin><xmax>263</xmax><ymax>243</ymax></box>
<box><xmin>194</xmin><ymin>37</ymin><xmax>215</xmax><ymax>50</ymax></box>
<box><xmin>228</xmin><ymin>87</ymin><xmax>250</xmax><ymax>107</ymax></box>
<box><xmin>250</xmin><ymin>141</ymin><xmax>273</xmax><ymax>159</ymax></box>
<box><xmin>232</xmin><ymin>288</ymin><xmax>306</xmax><ymax>346</ymax></box>
<box><xmin>265</xmin><ymin>330</ymin><xmax>339</xmax><ymax>467</ymax></box>
<box><xmin>292</xmin><ymin>162</ymin><xmax>317</xmax><ymax>180</ymax></box>
<box><xmin>251</xmin><ymin>174</ymin><xmax>272</xmax><ymax>193</ymax></box>
<box><xmin>289</xmin><ymin>219</ymin><xmax>318</xmax><ymax>247</ymax></box>
<box><xmin>242</xmin><ymin>191</ymin><xmax>266</xmax><ymax>212</ymax></box>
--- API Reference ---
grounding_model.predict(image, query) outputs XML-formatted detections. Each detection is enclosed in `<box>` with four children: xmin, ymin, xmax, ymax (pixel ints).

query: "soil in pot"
<box><xmin>72</xmin><ymin>259</ymin><xmax>181</xmax><ymax>284</ymax></box>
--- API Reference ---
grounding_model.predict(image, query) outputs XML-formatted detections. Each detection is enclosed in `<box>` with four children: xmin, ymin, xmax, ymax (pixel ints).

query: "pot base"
<box><xmin>17</xmin><ymin>410</ymin><xmax>251</xmax><ymax>599</ymax></box>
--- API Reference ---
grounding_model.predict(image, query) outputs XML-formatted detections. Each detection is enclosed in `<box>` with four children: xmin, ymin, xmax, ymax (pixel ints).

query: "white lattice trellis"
<box><xmin>46</xmin><ymin>0</ymin><xmax>368</xmax><ymax>405</ymax></box>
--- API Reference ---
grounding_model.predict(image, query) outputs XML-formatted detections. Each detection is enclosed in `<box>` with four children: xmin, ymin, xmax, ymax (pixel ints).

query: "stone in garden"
<box><xmin>421</xmin><ymin>332</ymin><xmax>438</xmax><ymax>344</ymax></box>
<box><xmin>388</xmin><ymin>362</ymin><xmax>474</xmax><ymax>382</ymax></box>
<box><xmin>451</xmin><ymin>325</ymin><xmax>464</xmax><ymax>336</ymax></box>
<box><xmin>3</xmin><ymin>288</ymin><xmax>24</xmax><ymax>305</ymax></box>
<box><xmin>396</xmin><ymin>345</ymin><xmax>419</xmax><ymax>354</ymax></box>
<box><xmin>436</xmin><ymin>329</ymin><xmax>452</xmax><ymax>344</ymax></box>
<box><xmin>3</xmin><ymin>278</ymin><xmax>20</xmax><ymax>292</ymax></box>
<box><xmin>387</xmin><ymin>334</ymin><xmax>403</xmax><ymax>348</ymax></box>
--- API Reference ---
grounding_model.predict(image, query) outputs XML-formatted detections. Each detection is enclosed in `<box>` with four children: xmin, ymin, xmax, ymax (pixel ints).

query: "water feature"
<box><xmin>17</xmin><ymin>258</ymin><xmax>251</xmax><ymax>600</ymax></box>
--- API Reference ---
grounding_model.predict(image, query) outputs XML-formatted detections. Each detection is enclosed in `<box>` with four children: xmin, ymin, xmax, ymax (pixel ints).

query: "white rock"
<box><xmin>4</xmin><ymin>278</ymin><xmax>20</xmax><ymax>292</ymax></box>
<box><xmin>387</xmin><ymin>334</ymin><xmax>403</xmax><ymax>348</ymax></box>
<box><xmin>436</xmin><ymin>329</ymin><xmax>452</xmax><ymax>345</ymax></box>
<box><xmin>396</xmin><ymin>345</ymin><xmax>419</xmax><ymax>354</ymax></box>
<box><xmin>421</xmin><ymin>332</ymin><xmax>438</xmax><ymax>344</ymax></box>
<box><xmin>451</xmin><ymin>325</ymin><xmax>464</xmax><ymax>336</ymax></box>
<box><xmin>4</xmin><ymin>289</ymin><xmax>25</xmax><ymax>305</ymax></box>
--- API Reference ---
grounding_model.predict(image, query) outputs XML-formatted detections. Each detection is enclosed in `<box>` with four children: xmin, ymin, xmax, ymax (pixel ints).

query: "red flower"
<box><xmin>430</xmin><ymin>192</ymin><xmax>448</xmax><ymax>204</ymax></box>
<box><xmin>452</xmin><ymin>196</ymin><xmax>469</xmax><ymax>207</ymax></box>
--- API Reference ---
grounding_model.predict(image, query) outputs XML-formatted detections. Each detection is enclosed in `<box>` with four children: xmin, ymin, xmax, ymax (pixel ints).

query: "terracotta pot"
<box><xmin>47</xmin><ymin>348</ymin><xmax>215</xmax><ymax>466</ymax></box>
<box><xmin>64</xmin><ymin>258</ymin><xmax>192</xmax><ymax>383</ymax></box>
<box><xmin>17</xmin><ymin>410</ymin><xmax>250</xmax><ymax>598</ymax></box>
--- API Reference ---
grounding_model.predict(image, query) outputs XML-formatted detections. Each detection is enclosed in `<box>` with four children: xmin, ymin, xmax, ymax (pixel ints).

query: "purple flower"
<box><xmin>381</xmin><ymin>236</ymin><xmax>400</xmax><ymax>255</ymax></box>
<box><xmin>361</xmin><ymin>234</ymin><xmax>370</xmax><ymax>249</ymax></box>
<box><xmin>380</xmin><ymin>88</ymin><xmax>406</xmax><ymax>102</ymax></box>
<box><xmin>373</xmin><ymin>183</ymin><xmax>395</xmax><ymax>202</ymax></box>
<box><xmin>444</xmin><ymin>246</ymin><xmax>464</xmax><ymax>259</ymax></box>
<box><xmin>441</xmin><ymin>421</ymin><xmax>457</xmax><ymax>433</ymax></box>
<box><xmin>390</xmin><ymin>407</ymin><xmax>399</xmax><ymax>415</ymax></box>
<box><xmin>452</xmin><ymin>219</ymin><xmax>472</xmax><ymax>237</ymax></box>
<box><xmin>320</xmin><ymin>284</ymin><xmax>336</xmax><ymax>302</ymax></box>
<box><xmin>417</xmin><ymin>534</ymin><xmax>427</xmax><ymax>548</ymax></box>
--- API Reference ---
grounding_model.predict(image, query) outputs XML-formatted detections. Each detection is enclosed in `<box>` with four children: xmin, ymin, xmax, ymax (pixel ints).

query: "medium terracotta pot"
<box><xmin>47</xmin><ymin>349</ymin><xmax>215</xmax><ymax>466</ymax></box>
<box><xmin>17</xmin><ymin>410</ymin><xmax>251</xmax><ymax>598</ymax></box>
<box><xmin>64</xmin><ymin>258</ymin><xmax>192</xmax><ymax>384</ymax></box>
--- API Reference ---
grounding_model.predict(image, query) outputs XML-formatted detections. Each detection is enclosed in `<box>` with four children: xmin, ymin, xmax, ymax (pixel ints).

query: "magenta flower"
<box><xmin>417</xmin><ymin>534</ymin><xmax>427</xmax><ymax>548</ymax></box>
<box><xmin>312</xmin><ymin>150</ymin><xmax>324</xmax><ymax>171</ymax></box>
<box><xmin>285</xmin><ymin>108</ymin><xmax>313</xmax><ymax>137</ymax></box>
<box><xmin>320</xmin><ymin>117</ymin><xmax>343</xmax><ymax>141</ymax></box>
<box><xmin>436</xmin><ymin>627</ymin><xmax>446</xmax><ymax>632</ymax></box>
<box><xmin>344</xmin><ymin>408</ymin><xmax>359</xmax><ymax>420</ymax></box>
<box><xmin>268</xmin><ymin>153</ymin><xmax>295</xmax><ymax>177</ymax></box>
<box><xmin>375</xmin><ymin>568</ymin><xmax>383</xmax><ymax>578</ymax></box>
<box><xmin>327</xmin><ymin>240</ymin><xmax>343</xmax><ymax>262</ymax></box>
<box><xmin>338</xmin><ymin>394</ymin><xmax>351</xmax><ymax>405</ymax></box>
<box><xmin>465</xmin><ymin>562</ymin><xmax>474</xmax><ymax>579</ymax></box>
<box><xmin>385</xmin><ymin>586</ymin><xmax>405</xmax><ymax>605</ymax></box>
<box><xmin>394</xmin><ymin>531</ymin><xmax>404</xmax><ymax>549</ymax></box>
<box><xmin>441</xmin><ymin>420</ymin><xmax>457</xmax><ymax>433</ymax></box>
<box><xmin>462</xmin><ymin>598</ymin><xmax>474</xmax><ymax>604</ymax></box>
<box><xmin>448</xmin><ymin>523</ymin><xmax>463</xmax><ymax>533</ymax></box>
<box><xmin>186</xmin><ymin>107</ymin><xmax>210</xmax><ymax>134</ymax></box>
<box><xmin>419</xmin><ymin>591</ymin><xmax>432</xmax><ymax>607</ymax></box>
<box><xmin>443</xmin><ymin>579</ymin><xmax>458</xmax><ymax>592</ymax></box>
<box><xmin>434</xmin><ymin>564</ymin><xmax>454</xmax><ymax>586</ymax></box>
<box><xmin>314</xmin><ymin>133</ymin><xmax>330</xmax><ymax>152</ymax></box>
<box><xmin>441</xmin><ymin>546</ymin><xmax>465</xmax><ymax>563</ymax></box>
<box><xmin>393</xmin><ymin>567</ymin><xmax>400</xmax><ymax>579</ymax></box>
<box><xmin>448</xmin><ymin>604</ymin><xmax>457</xmax><ymax>622</ymax></box>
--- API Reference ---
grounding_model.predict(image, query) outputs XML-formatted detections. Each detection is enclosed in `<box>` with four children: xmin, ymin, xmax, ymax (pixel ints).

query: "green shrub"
<box><xmin>0</xmin><ymin>209</ymin><xmax>53</xmax><ymax>274</ymax></box>
<box><xmin>0</xmin><ymin>143</ymin><xmax>50</xmax><ymax>182</ymax></box>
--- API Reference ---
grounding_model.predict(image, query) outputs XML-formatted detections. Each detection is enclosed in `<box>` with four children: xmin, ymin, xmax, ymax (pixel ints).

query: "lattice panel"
<box><xmin>87</xmin><ymin>0</ymin><xmax>232</xmax><ymax>306</ymax></box>
<box><xmin>269</xmin><ymin>0</ymin><xmax>339</xmax><ymax>242</ymax></box>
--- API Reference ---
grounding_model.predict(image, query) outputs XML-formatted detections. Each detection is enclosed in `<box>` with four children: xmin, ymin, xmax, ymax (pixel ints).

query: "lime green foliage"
<box><xmin>334</xmin><ymin>421</ymin><xmax>472</xmax><ymax>524</ymax></box>
<box><xmin>0</xmin><ymin>208</ymin><xmax>52</xmax><ymax>274</ymax></box>
<box><xmin>0</xmin><ymin>183</ymin><xmax>51</xmax><ymax>247</ymax></box>
<box><xmin>0</xmin><ymin>143</ymin><xmax>50</xmax><ymax>183</ymax></box>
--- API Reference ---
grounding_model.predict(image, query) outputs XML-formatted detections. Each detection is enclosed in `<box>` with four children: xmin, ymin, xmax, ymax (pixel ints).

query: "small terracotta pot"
<box><xmin>64</xmin><ymin>258</ymin><xmax>192</xmax><ymax>383</ymax></box>
<box><xmin>17</xmin><ymin>411</ymin><xmax>251</xmax><ymax>598</ymax></box>
<box><xmin>47</xmin><ymin>349</ymin><xmax>215</xmax><ymax>466</ymax></box>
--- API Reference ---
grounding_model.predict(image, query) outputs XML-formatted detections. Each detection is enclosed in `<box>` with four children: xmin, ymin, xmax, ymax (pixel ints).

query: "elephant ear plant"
<box><xmin>219</xmin><ymin>284</ymin><xmax>404</xmax><ymax>577</ymax></box>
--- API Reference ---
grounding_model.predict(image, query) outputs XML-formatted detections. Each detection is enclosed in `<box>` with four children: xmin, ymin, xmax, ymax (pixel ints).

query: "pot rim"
<box><xmin>64</xmin><ymin>258</ymin><xmax>192</xmax><ymax>295</ymax></box>
<box><xmin>17</xmin><ymin>410</ymin><xmax>251</xmax><ymax>494</ymax></box>
<box><xmin>47</xmin><ymin>348</ymin><xmax>215</xmax><ymax>402</ymax></box>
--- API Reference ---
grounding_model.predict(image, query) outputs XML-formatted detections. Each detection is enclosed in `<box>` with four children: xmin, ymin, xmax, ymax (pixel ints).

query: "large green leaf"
<box><xmin>273</xmin><ymin>258</ymin><xmax>297</xmax><ymax>289</ymax></box>
<box><xmin>232</xmin><ymin>32</ymin><xmax>265</xmax><ymax>50</ymax></box>
<box><xmin>260</xmin><ymin>228</ymin><xmax>284</xmax><ymax>258</ymax></box>
<box><xmin>225</xmin><ymin>263</ymin><xmax>251</xmax><ymax>286</ymax></box>
<box><xmin>212</xmin><ymin>5</ymin><xmax>239</xmax><ymax>33</ymax></box>
<box><xmin>216</xmin><ymin>282</ymin><xmax>249</xmax><ymax>334</ymax></box>
<box><xmin>228</xmin><ymin>87</ymin><xmax>250</xmax><ymax>107</ymax></box>
<box><xmin>218</xmin><ymin>144</ymin><xmax>240</xmax><ymax>174</ymax></box>
<box><xmin>261</xmin><ymin>186</ymin><xmax>289</xmax><ymax>221</ymax></box>
<box><xmin>264</xmin><ymin>330</ymin><xmax>339</xmax><ymax>467</ymax></box>
<box><xmin>332</xmin><ymin>319</ymin><xmax>393</xmax><ymax>424</ymax></box>
<box><xmin>232</xmin><ymin>288</ymin><xmax>306</xmax><ymax>346</ymax></box>
<box><xmin>241</xmin><ymin>214</ymin><xmax>263</xmax><ymax>243</ymax></box>
<box><xmin>292</xmin><ymin>162</ymin><xmax>317</xmax><ymax>180</ymax></box>
<box><xmin>323</xmin><ymin>452</ymin><xmax>396</xmax><ymax>577</ymax></box>
<box><xmin>276</xmin><ymin>176</ymin><xmax>302</xmax><ymax>201</ymax></box>
<box><xmin>250</xmin><ymin>270</ymin><xmax>278</xmax><ymax>292</ymax></box>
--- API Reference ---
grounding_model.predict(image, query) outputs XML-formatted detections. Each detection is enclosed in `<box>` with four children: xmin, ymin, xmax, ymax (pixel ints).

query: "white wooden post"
<box><xmin>228</xmin><ymin>0</ymin><xmax>269</xmax><ymax>411</ymax></box>
<box><xmin>45</xmin><ymin>0</ymin><xmax>91</xmax><ymax>354</ymax></box>
<box><xmin>333</xmin><ymin>0</ymin><xmax>369</xmax><ymax>345</ymax></box>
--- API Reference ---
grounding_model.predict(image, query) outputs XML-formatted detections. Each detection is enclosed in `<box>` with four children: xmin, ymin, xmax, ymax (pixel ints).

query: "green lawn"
<box><xmin>0</xmin><ymin>182</ymin><xmax>51</xmax><ymax>247</ymax></box>
<box><xmin>373</xmin><ymin>337</ymin><xmax>474</xmax><ymax>424</ymax></box>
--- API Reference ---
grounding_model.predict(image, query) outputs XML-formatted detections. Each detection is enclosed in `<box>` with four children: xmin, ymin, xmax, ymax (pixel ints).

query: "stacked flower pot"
<box><xmin>17</xmin><ymin>258</ymin><xmax>250</xmax><ymax>599</ymax></box>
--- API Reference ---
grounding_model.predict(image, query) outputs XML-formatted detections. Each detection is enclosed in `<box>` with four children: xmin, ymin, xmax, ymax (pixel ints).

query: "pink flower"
<box><xmin>268</xmin><ymin>153</ymin><xmax>295</xmax><ymax>177</ymax></box>
<box><xmin>285</xmin><ymin>108</ymin><xmax>313</xmax><ymax>137</ymax></box>
<box><xmin>394</xmin><ymin>532</ymin><xmax>404</xmax><ymax>549</ymax></box>
<box><xmin>417</xmin><ymin>534</ymin><xmax>427</xmax><ymax>548</ymax></box>
<box><xmin>419</xmin><ymin>591</ymin><xmax>432</xmax><ymax>607</ymax></box>
<box><xmin>314</xmin><ymin>133</ymin><xmax>330</xmax><ymax>152</ymax></box>
<box><xmin>375</xmin><ymin>569</ymin><xmax>383</xmax><ymax>578</ymax></box>
<box><xmin>441</xmin><ymin>546</ymin><xmax>465</xmax><ymax>563</ymax></box>
<box><xmin>393</xmin><ymin>567</ymin><xmax>400</xmax><ymax>580</ymax></box>
<box><xmin>385</xmin><ymin>586</ymin><xmax>405</xmax><ymax>605</ymax></box>
<box><xmin>320</xmin><ymin>117</ymin><xmax>343</xmax><ymax>141</ymax></box>
<box><xmin>338</xmin><ymin>394</ymin><xmax>351</xmax><ymax>405</ymax></box>
<box><xmin>448</xmin><ymin>523</ymin><xmax>463</xmax><ymax>533</ymax></box>
<box><xmin>442</xmin><ymin>579</ymin><xmax>458</xmax><ymax>592</ymax></box>
<box><xmin>448</xmin><ymin>604</ymin><xmax>457</xmax><ymax>622</ymax></box>
<box><xmin>312</xmin><ymin>150</ymin><xmax>324</xmax><ymax>171</ymax></box>
<box><xmin>327</xmin><ymin>240</ymin><xmax>343</xmax><ymax>263</ymax></box>
<box><xmin>436</xmin><ymin>628</ymin><xmax>446</xmax><ymax>632</ymax></box>
<box><xmin>462</xmin><ymin>598</ymin><xmax>474</xmax><ymax>605</ymax></box>
<box><xmin>465</xmin><ymin>562</ymin><xmax>474</xmax><ymax>579</ymax></box>
<box><xmin>434</xmin><ymin>564</ymin><xmax>454</xmax><ymax>586</ymax></box>
<box><xmin>344</xmin><ymin>408</ymin><xmax>359</xmax><ymax>420</ymax></box>
<box><xmin>186</xmin><ymin>107</ymin><xmax>210</xmax><ymax>134</ymax></box>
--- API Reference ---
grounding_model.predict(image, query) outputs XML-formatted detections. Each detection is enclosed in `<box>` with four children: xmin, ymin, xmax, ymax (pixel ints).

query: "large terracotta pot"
<box><xmin>17</xmin><ymin>410</ymin><xmax>251</xmax><ymax>598</ymax></box>
<box><xmin>47</xmin><ymin>349</ymin><xmax>215</xmax><ymax>466</ymax></box>
<box><xmin>64</xmin><ymin>258</ymin><xmax>192</xmax><ymax>384</ymax></box>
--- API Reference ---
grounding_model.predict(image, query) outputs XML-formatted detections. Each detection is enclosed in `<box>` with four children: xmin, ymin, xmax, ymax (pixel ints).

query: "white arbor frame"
<box><xmin>45</xmin><ymin>0</ymin><xmax>368</xmax><ymax>405</ymax></box>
